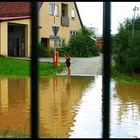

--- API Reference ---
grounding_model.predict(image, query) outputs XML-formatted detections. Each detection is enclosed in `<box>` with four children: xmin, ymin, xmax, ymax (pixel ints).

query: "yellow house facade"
<box><xmin>0</xmin><ymin>2</ymin><xmax>82</xmax><ymax>57</ymax></box>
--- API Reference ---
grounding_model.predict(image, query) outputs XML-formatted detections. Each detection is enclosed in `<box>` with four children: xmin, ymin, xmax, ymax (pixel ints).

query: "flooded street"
<box><xmin>0</xmin><ymin>76</ymin><xmax>140</xmax><ymax>138</ymax></box>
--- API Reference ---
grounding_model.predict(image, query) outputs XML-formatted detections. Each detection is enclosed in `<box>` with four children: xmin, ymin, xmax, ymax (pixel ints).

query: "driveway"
<box><xmin>59</xmin><ymin>55</ymin><xmax>103</xmax><ymax>76</ymax></box>
<box><xmin>40</xmin><ymin>55</ymin><xmax>103</xmax><ymax>76</ymax></box>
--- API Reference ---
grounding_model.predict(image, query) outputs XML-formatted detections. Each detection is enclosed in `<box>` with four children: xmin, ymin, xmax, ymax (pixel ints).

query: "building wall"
<box><xmin>0</xmin><ymin>19</ymin><xmax>30</xmax><ymax>57</ymax></box>
<box><xmin>0</xmin><ymin>2</ymin><xmax>82</xmax><ymax>57</ymax></box>
<box><xmin>0</xmin><ymin>22</ymin><xmax>8</xmax><ymax>56</ymax></box>
<box><xmin>97</xmin><ymin>39</ymin><xmax>103</xmax><ymax>50</ymax></box>
<box><xmin>39</xmin><ymin>2</ymin><xmax>82</xmax><ymax>48</ymax></box>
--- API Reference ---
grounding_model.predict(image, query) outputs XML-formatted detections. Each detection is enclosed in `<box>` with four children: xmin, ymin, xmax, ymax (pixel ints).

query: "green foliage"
<box><xmin>56</xmin><ymin>44</ymin><xmax>70</xmax><ymax>57</ymax></box>
<box><xmin>112</xmin><ymin>17</ymin><xmax>140</xmax><ymax>74</ymax></box>
<box><xmin>68</xmin><ymin>26</ymin><xmax>99</xmax><ymax>57</ymax></box>
<box><xmin>112</xmin><ymin>66</ymin><xmax>140</xmax><ymax>83</ymax></box>
<box><xmin>39</xmin><ymin>62</ymin><xmax>65</xmax><ymax>77</ymax></box>
<box><xmin>0</xmin><ymin>128</ymin><xmax>30</xmax><ymax>138</ymax></box>
<box><xmin>38</xmin><ymin>42</ymin><xmax>52</xmax><ymax>57</ymax></box>
<box><xmin>58</xmin><ymin>26</ymin><xmax>99</xmax><ymax>57</ymax></box>
<box><xmin>0</xmin><ymin>55</ymin><xmax>6</xmax><ymax>58</ymax></box>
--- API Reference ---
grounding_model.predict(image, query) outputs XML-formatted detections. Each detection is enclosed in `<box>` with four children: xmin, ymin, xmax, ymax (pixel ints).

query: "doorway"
<box><xmin>8</xmin><ymin>24</ymin><xmax>25</xmax><ymax>57</ymax></box>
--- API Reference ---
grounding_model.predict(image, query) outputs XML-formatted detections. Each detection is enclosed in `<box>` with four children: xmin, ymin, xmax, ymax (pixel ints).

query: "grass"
<box><xmin>0</xmin><ymin>128</ymin><xmax>30</xmax><ymax>138</ymax></box>
<box><xmin>111</xmin><ymin>67</ymin><xmax>140</xmax><ymax>84</ymax></box>
<box><xmin>0</xmin><ymin>56</ymin><xmax>65</xmax><ymax>77</ymax></box>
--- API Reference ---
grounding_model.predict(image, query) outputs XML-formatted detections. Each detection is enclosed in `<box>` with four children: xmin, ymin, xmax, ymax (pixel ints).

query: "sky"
<box><xmin>76</xmin><ymin>2</ymin><xmax>140</xmax><ymax>35</ymax></box>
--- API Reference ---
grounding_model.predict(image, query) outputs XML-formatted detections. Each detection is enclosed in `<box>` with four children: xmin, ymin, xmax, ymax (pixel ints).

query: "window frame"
<box><xmin>49</xmin><ymin>3</ymin><xmax>54</xmax><ymax>15</ymax></box>
<box><xmin>71</xmin><ymin>9</ymin><xmax>75</xmax><ymax>20</ymax></box>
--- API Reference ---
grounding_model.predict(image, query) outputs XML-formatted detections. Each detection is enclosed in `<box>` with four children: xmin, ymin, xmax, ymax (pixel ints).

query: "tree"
<box><xmin>112</xmin><ymin>17</ymin><xmax>140</xmax><ymax>73</ymax></box>
<box><xmin>68</xmin><ymin>26</ymin><xmax>99</xmax><ymax>57</ymax></box>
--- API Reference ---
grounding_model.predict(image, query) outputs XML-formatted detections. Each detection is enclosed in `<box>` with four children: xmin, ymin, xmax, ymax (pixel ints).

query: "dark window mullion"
<box><xmin>31</xmin><ymin>2</ymin><xmax>39</xmax><ymax>138</ymax></box>
<box><xmin>102</xmin><ymin>2</ymin><xmax>111</xmax><ymax>138</ymax></box>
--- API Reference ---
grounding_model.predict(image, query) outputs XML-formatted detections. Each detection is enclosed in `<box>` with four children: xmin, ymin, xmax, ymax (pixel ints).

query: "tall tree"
<box><xmin>112</xmin><ymin>17</ymin><xmax>140</xmax><ymax>73</ymax></box>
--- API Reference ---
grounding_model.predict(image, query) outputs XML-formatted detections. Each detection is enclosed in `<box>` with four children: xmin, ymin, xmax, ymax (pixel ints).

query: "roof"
<box><xmin>0</xmin><ymin>2</ymin><xmax>31</xmax><ymax>18</ymax></box>
<box><xmin>0</xmin><ymin>2</ymin><xmax>82</xmax><ymax>26</ymax></box>
<box><xmin>0</xmin><ymin>2</ymin><xmax>43</xmax><ymax>21</ymax></box>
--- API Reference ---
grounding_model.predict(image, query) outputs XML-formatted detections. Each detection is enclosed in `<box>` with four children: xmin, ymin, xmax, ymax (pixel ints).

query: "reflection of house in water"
<box><xmin>0</xmin><ymin>78</ymin><xmax>30</xmax><ymax>134</ymax></box>
<box><xmin>8</xmin><ymin>79</ymin><xmax>30</xmax><ymax>105</ymax></box>
<box><xmin>114</xmin><ymin>83</ymin><xmax>140</xmax><ymax>123</ymax></box>
<box><xmin>39</xmin><ymin>76</ymin><xmax>94</xmax><ymax>138</ymax></box>
<box><xmin>0</xmin><ymin>79</ymin><xmax>8</xmax><ymax>111</ymax></box>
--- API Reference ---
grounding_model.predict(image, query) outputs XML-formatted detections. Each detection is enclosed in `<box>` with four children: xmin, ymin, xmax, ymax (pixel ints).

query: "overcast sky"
<box><xmin>76</xmin><ymin>2</ymin><xmax>140</xmax><ymax>34</ymax></box>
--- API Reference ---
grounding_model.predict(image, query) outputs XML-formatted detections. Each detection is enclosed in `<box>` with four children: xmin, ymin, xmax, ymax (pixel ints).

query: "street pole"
<box><xmin>132</xmin><ymin>6</ymin><xmax>139</xmax><ymax>37</ymax></box>
<box><xmin>54</xmin><ymin>2</ymin><xmax>56</xmax><ymax>65</ymax></box>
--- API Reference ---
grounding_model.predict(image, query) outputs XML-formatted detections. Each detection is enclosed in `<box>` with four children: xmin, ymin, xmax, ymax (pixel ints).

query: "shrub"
<box><xmin>68</xmin><ymin>26</ymin><xmax>99</xmax><ymax>57</ymax></box>
<box><xmin>112</xmin><ymin>17</ymin><xmax>140</xmax><ymax>73</ymax></box>
<box><xmin>38</xmin><ymin>43</ymin><xmax>52</xmax><ymax>57</ymax></box>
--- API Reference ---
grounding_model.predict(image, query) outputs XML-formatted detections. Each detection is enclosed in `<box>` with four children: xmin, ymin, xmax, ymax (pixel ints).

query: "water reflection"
<box><xmin>0</xmin><ymin>78</ymin><xmax>30</xmax><ymax>134</ymax></box>
<box><xmin>39</xmin><ymin>76</ymin><xmax>94</xmax><ymax>138</ymax></box>
<box><xmin>0</xmin><ymin>76</ymin><xmax>140</xmax><ymax>138</ymax></box>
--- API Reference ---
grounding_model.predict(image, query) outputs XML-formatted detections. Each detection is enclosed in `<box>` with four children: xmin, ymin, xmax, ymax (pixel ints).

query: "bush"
<box><xmin>112</xmin><ymin>17</ymin><xmax>140</xmax><ymax>74</ymax></box>
<box><xmin>68</xmin><ymin>26</ymin><xmax>99</xmax><ymax>57</ymax></box>
<box><xmin>38</xmin><ymin>43</ymin><xmax>52</xmax><ymax>57</ymax></box>
<box><xmin>0</xmin><ymin>55</ymin><xmax>6</xmax><ymax>58</ymax></box>
<box><xmin>56</xmin><ymin>44</ymin><xmax>70</xmax><ymax>57</ymax></box>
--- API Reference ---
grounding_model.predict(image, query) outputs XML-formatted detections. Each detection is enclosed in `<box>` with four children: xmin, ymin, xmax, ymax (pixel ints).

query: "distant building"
<box><xmin>0</xmin><ymin>2</ymin><xmax>83</xmax><ymax>57</ymax></box>
<box><xmin>92</xmin><ymin>27</ymin><xmax>103</xmax><ymax>52</ymax></box>
<box><xmin>96</xmin><ymin>34</ymin><xmax>103</xmax><ymax>52</ymax></box>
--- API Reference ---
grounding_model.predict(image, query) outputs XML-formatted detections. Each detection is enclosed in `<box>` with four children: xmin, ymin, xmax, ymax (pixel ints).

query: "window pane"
<box><xmin>49</xmin><ymin>3</ymin><xmax>54</xmax><ymax>15</ymax></box>
<box><xmin>54</xmin><ymin>5</ymin><xmax>59</xmax><ymax>16</ymax></box>
<box><xmin>71</xmin><ymin>9</ymin><xmax>75</xmax><ymax>18</ymax></box>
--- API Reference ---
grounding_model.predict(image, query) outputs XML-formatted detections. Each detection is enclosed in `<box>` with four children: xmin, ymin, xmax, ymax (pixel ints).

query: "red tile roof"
<box><xmin>0</xmin><ymin>2</ymin><xmax>31</xmax><ymax>18</ymax></box>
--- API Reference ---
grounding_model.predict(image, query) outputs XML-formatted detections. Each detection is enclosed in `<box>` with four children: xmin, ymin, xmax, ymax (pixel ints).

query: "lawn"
<box><xmin>0</xmin><ymin>56</ymin><xmax>65</xmax><ymax>77</ymax></box>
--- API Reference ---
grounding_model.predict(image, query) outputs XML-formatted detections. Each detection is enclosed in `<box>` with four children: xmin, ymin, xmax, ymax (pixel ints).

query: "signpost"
<box><xmin>50</xmin><ymin>35</ymin><xmax>60</xmax><ymax>40</ymax></box>
<box><xmin>52</xmin><ymin>26</ymin><xmax>59</xmax><ymax>36</ymax></box>
<box><xmin>51</xmin><ymin>26</ymin><xmax>59</xmax><ymax>66</ymax></box>
<box><xmin>52</xmin><ymin>2</ymin><xmax>60</xmax><ymax>66</ymax></box>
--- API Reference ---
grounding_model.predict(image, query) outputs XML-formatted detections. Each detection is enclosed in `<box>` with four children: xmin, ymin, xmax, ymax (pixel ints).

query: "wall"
<box><xmin>39</xmin><ymin>2</ymin><xmax>82</xmax><ymax>48</ymax></box>
<box><xmin>0</xmin><ymin>18</ymin><xmax>30</xmax><ymax>57</ymax></box>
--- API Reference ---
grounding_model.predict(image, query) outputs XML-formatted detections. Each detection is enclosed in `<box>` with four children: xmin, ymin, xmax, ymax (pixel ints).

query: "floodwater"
<box><xmin>0</xmin><ymin>76</ymin><xmax>140</xmax><ymax>138</ymax></box>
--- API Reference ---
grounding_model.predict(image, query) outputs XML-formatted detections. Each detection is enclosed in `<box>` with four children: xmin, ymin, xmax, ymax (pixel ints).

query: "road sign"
<box><xmin>50</xmin><ymin>35</ymin><xmax>60</xmax><ymax>40</ymax></box>
<box><xmin>52</xmin><ymin>26</ymin><xmax>59</xmax><ymax>36</ymax></box>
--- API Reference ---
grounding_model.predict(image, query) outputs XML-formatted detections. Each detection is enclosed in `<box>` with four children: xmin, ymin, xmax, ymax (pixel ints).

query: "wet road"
<box><xmin>59</xmin><ymin>55</ymin><xmax>103</xmax><ymax>76</ymax></box>
<box><xmin>38</xmin><ymin>55</ymin><xmax>103</xmax><ymax>76</ymax></box>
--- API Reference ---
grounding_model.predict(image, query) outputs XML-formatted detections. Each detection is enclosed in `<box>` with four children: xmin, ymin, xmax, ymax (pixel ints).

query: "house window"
<box><xmin>41</xmin><ymin>38</ymin><xmax>49</xmax><ymax>48</ymax></box>
<box><xmin>49</xmin><ymin>3</ymin><xmax>54</xmax><ymax>15</ymax></box>
<box><xmin>62</xmin><ymin>9</ymin><xmax>65</xmax><ymax>17</ymax></box>
<box><xmin>70</xmin><ymin>30</ymin><xmax>77</xmax><ymax>36</ymax></box>
<box><xmin>70</xmin><ymin>30</ymin><xmax>73</xmax><ymax>36</ymax></box>
<box><xmin>49</xmin><ymin>3</ymin><xmax>59</xmax><ymax>16</ymax></box>
<box><xmin>61</xmin><ymin>3</ymin><xmax>68</xmax><ymax>17</ymax></box>
<box><xmin>54</xmin><ymin>4</ymin><xmax>59</xmax><ymax>16</ymax></box>
<box><xmin>71</xmin><ymin>9</ymin><xmax>75</xmax><ymax>19</ymax></box>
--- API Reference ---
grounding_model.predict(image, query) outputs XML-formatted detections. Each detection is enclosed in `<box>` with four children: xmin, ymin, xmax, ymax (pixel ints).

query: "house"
<box><xmin>0</xmin><ymin>2</ymin><xmax>83</xmax><ymax>57</ymax></box>
<box><xmin>96</xmin><ymin>34</ymin><xmax>103</xmax><ymax>52</ymax></box>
